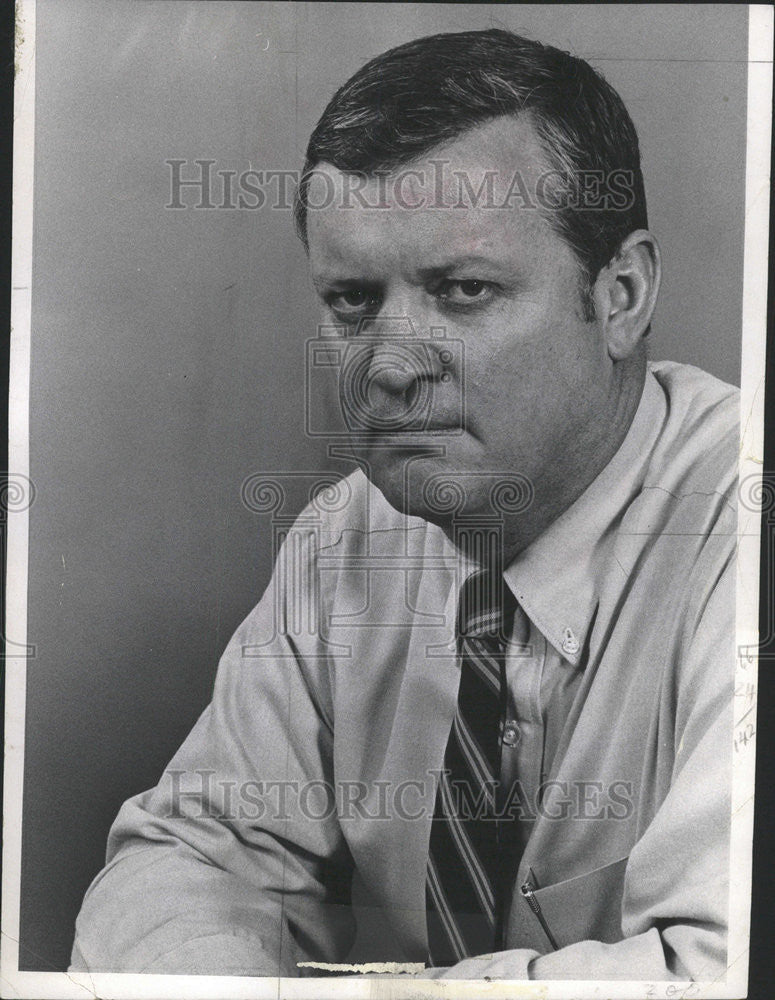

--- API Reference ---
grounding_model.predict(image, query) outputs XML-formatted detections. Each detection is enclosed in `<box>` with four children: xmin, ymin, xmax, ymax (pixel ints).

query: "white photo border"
<box><xmin>1</xmin><ymin>4</ymin><xmax>771</xmax><ymax>998</ymax></box>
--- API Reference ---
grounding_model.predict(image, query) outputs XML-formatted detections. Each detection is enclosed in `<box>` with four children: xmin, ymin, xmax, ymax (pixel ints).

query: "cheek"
<box><xmin>480</xmin><ymin>304</ymin><xmax>604</xmax><ymax>391</ymax></box>
<box><xmin>461</xmin><ymin>335</ymin><xmax>603</xmax><ymax>450</ymax></box>
<box><xmin>463</xmin><ymin>323</ymin><xmax>547</xmax><ymax>396</ymax></box>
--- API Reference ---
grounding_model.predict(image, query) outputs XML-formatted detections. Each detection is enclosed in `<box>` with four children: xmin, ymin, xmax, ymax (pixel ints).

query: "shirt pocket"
<box><xmin>508</xmin><ymin>856</ymin><xmax>629</xmax><ymax>952</ymax></box>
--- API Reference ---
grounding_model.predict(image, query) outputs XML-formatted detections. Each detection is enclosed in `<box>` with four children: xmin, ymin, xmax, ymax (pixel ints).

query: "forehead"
<box><xmin>305</xmin><ymin>116</ymin><xmax>569</xmax><ymax>276</ymax></box>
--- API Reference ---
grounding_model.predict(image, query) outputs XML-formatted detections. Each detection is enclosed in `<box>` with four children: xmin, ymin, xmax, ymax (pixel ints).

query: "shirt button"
<box><xmin>502</xmin><ymin>720</ymin><xmax>520</xmax><ymax>747</ymax></box>
<box><xmin>561</xmin><ymin>627</ymin><xmax>580</xmax><ymax>656</ymax></box>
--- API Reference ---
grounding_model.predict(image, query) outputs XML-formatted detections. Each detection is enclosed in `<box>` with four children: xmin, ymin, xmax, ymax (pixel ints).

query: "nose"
<box><xmin>340</xmin><ymin>305</ymin><xmax>446</xmax><ymax>433</ymax></box>
<box><xmin>366</xmin><ymin>343</ymin><xmax>421</xmax><ymax>396</ymax></box>
<box><xmin>362</xmin><ymin>309</ymin><xmax>439</xmax><ymax>398</ymax></box>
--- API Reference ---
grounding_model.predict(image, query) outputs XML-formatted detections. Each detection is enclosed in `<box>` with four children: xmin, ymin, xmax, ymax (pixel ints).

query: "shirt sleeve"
<box><xmin>70</xmin><ymin>528</ymin><xmax>356</xmax><ymax>975</ymax></box>
<box><xmin>422</xmin><ymin>551</ymin><xmax>735</xmax><ymax>983</ymax></box>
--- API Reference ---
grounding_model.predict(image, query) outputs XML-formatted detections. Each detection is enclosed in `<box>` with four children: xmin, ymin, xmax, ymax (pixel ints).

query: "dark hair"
<box><xmin>294</xmin><ymin>28</ymin><xmax>648</xmax><ymax>311</ymax></box>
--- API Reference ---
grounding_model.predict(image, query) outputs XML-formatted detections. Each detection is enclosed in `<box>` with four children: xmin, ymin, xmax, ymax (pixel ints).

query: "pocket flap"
<box><xmin>507</xmin><ymin>856</ymin><xmax>629</xmax><ymax>952</ymax></box>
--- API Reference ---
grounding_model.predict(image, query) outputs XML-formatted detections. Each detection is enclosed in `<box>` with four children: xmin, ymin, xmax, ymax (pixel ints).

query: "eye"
<box><xmin>325</xmin><ymin>288</ymin><xmax>380</xmax><ymax>317</ymax></box>
<box><xmin>437</xmin><ymin>279</ymin><xmax>494</xmax><ymax>306</ymax></box>
<box><xmin>457</xmin><ymin>280</ymin><xmax>486</xmax><ymax>297</ymax></box>
<box><xmin>338</xmin><ymin>290</ymin><xmax>370</xmax><ymax>309</ymax></box>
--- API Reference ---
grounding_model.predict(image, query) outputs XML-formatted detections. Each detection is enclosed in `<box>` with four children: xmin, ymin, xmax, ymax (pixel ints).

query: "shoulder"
<box><xmin>649</xmin><ymin>358</ymin><xmax>738</xmax><ymax>407</ymax></box>
<box><xmin>646</xmin><ymin>360</ymin><xmax>739</xmax><ymax>506</ymax></box>
<box><xmin>613</xmin><ymin>361</ymin><xmax>738</xmax><ymax>601</ymax></box>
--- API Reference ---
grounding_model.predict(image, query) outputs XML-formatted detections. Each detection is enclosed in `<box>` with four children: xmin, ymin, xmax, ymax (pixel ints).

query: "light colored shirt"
<box><xmin>496</xmin><ymin>361</ymin><xmax>672</xmax><ymax>859</ymax></box>
<box><xmin>71</xmin><ymin>360</ymin><xmax>739</xmax><ymax>981</ymax></box>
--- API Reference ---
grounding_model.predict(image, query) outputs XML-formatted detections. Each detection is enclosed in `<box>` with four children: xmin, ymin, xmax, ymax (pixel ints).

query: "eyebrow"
<box><xmin>312</xmin><ymin>255</ymin><xmax>513</xmax><ymax>290</ymax></box>
<box><xmin>413</xmin><ymin>256</ymin><xmax>509</xmax><ymax>280</ymax></box>
<box><xmin>311</xmin><ymin>274</ymin><xmax>379</xmax><ymax>292</ymax></box>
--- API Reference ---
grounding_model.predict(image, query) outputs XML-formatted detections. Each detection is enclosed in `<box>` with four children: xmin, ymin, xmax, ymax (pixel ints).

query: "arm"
<box><xmin>71</xmin><ymin>530</ymin><xmax>355</xmax><ymax>975</ymax></box>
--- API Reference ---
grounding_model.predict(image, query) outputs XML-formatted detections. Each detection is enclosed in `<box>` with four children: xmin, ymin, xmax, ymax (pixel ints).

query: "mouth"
<box><xmin>346</xmin><ymin>422</ymin><xmax>462</xmax><ymax>439</ymax></box>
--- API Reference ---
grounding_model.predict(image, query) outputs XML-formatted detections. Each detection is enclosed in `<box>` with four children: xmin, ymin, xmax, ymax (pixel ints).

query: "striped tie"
<box><xmin>426</xmin><ymin>568</ymin><xmax>517</xmax><ymax>966</ymax></box>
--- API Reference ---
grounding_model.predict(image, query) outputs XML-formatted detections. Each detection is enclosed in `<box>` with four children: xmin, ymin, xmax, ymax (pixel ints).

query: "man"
<box><xmin>71</xmin><ymin>29</ymin><xmax>737</xmax><ymax>980</ymax></box>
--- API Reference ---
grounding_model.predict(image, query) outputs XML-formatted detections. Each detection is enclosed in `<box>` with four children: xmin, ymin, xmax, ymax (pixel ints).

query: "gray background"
<box><xmin>20</xmin><ymin>1</ymin><xmax>749</xmax><ymax>971</ymax></box>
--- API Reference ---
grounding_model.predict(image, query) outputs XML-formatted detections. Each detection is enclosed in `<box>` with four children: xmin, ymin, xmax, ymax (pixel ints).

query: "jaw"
<box><xmin>353</xmin><ymin>432</ymin><xmax>529</xmax><ymax>527</ymax></box>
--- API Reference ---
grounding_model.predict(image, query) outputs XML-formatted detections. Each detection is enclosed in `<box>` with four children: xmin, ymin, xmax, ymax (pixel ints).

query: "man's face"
<box><xmin>306</xmin><ymin>116</ymin><xmax>621</xmax><ymax>538</ymax></box>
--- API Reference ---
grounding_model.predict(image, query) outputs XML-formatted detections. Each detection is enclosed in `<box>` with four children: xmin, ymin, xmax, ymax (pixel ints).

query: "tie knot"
<box><xmin>458</xmin><ymin>569</ymin><xmax>517</xmax><ymax>639</ymax></box>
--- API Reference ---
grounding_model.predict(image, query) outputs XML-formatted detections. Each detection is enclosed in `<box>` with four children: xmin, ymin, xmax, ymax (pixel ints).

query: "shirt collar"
<box><xmin>503</xmin><ymin>368</ymin><xmax>668</xmax><ymax>666</ymax></box>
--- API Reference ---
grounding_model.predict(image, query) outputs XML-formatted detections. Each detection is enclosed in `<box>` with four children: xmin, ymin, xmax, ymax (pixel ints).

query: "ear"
<box><xmin>592</xmin><ymin>230</ymin><xmax>661</xmax><ymax>361</ymax></box>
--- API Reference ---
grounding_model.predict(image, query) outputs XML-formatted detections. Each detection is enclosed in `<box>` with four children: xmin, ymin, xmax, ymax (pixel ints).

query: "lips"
<box><xmin>342</xmin><ymin>412</ymin><xmax>462</xmax><ymax>434</ymax></box>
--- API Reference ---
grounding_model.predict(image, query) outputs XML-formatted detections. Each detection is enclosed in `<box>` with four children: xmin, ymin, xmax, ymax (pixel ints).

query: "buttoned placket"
<box><xmin>497</xmin><ymin>618</ymin><xmax>547</xmax><ymax>846</ymax></box>
<box><xmin>492</xmin><ymin>604</ymin><xmax>588</xmax><ymax>946</ymax></box>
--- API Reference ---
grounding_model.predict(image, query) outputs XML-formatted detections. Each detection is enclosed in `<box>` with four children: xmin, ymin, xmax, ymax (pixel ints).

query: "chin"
<box><xmin>353</xmin><ymin>433</ymin><xmax>488</xmax><ymax>520</ymax></box>
<box><xmin>367</xmin><ymin>465</ymin><xmax>425</xmax><ymax>519</ymax></box>
<box><xmin>364</xmin><ymin>457</ymin><xmax>469</xmax><ymax>529</ymax></box>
